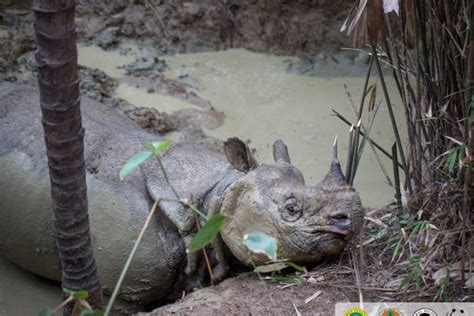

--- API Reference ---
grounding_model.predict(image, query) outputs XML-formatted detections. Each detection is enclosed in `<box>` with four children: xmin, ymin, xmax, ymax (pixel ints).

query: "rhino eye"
<box><xmin>280</xmin><ymin>198</ymin><xmax>302</xmax><ymax>222</ymax></box>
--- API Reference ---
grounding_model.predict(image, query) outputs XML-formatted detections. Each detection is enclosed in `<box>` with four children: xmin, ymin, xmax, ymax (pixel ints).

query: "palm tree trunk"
<box><xmin>32</xmin><ymin>0</ymin><xmax>103</xmax><ymax>310</ymax></box>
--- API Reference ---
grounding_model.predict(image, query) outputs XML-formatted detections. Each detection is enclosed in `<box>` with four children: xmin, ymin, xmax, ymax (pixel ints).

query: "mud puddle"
<box><xmin>0</xmin><ymin>255</ymin><xmax>61</xmax><ymax>315</ymax></box>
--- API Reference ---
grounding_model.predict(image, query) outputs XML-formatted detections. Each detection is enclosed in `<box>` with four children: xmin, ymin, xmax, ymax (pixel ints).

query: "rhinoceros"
<box><xmin>0</xmin><ymin>83</ymin><xmax>363</xmax><ymax>311</ymax></box>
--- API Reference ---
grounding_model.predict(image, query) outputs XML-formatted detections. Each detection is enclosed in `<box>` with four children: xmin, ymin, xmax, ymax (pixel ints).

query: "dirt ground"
<box><xmin>74</xmin><ymin>0</ymin><xmax>352</xmax><ymax>56</ymax></box>
<box><xmin>139</xmin><ymin>273</ymin><xmax>350</xmax><ymax>315</ymax></box>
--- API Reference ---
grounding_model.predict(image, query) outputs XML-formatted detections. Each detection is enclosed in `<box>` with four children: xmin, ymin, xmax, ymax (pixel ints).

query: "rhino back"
<box><xmin>145</xmin><ymin>140</ymin><xmax>232</xmax><ymax>206</ymax></box>
<box><xmin>0</xmin><ymin>84</ymin><xmax>185</xmax><ymax>304</ymax></box>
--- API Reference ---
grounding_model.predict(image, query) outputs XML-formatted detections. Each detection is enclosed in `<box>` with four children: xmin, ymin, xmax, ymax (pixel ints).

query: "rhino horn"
<box><xmin>273</xmin><ymin>139</ymin><xmax>291</xmax><ymax>164</ymax></box>
<box><xmin>330</xmin><ymin>159</ymin><xmax>346</xmax><ymax>183</ymax></box>
<box><xmin>316</xmin><ymin>159</ymin><xmax>348</xmax><ymax>189</ymax></box>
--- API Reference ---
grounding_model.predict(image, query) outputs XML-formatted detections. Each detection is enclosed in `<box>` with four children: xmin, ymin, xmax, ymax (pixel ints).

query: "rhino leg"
<box><xmin>204</xmin><ymin>192</ymin><xmax>230</xmax><ymax>281</ymax></box>
<box><xmin>210</xmin><ymin>236</ymin><xmax>229</xmax><ymax>281</ymax></box>
<box><xmin>155</xmin><ymin>198</ymin><xmax>200</xmax><ymax>276</ymax></box>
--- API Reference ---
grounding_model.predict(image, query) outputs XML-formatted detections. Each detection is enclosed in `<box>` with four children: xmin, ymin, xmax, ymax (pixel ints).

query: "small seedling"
<box><xmin>39</xmin><ymin>289</ymin><xmax>104</xmax><ymax>316</ymax></box>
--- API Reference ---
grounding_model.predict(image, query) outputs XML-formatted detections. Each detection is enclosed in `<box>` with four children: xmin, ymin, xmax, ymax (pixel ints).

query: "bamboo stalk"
<box><xmin>345</xmin><ymin>126</ymin><xmax>355</xmax><ymax>183</ymax></box>
<box><xmin>350</xmin><ymin>119</ymin><xmax>362</xmax><ymax>185</ymax></box>
<box><xmin>332</xmin><ymin>109</ymin><xmax>404</xmax><ymax>169</ymax></box>
<box><xmin>371</xmin><ymin>43</ymin><xmax>412</xmax><ymax>194</ymax></box>
<box><xmin>392</xmin><ymin>143</ymin><xmax>402</xmax><ymax>207</ymax></box>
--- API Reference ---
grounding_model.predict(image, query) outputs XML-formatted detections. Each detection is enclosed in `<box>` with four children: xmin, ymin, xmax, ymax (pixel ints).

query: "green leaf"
<box><xmin>80</xmin><ymin>309</ymin><xmax>104</xmax><ymax>316</ymax></box>
<box><xmin>243</xmin><ymin>232</ymin><xmax>278</xmax><ymax>261</ymax></box>
<box><xmin>63</xmin><ymin>288</ymin><xmax>89</xmax><ymax>299</ymax></box>
<box><xmin>190</xmin><ymin>214</ymin><xmax>228</xmax><ymax>251</ymax></box>
<box><xmin>119</xmin><ymin>151</ymin><xmax>153</xmax><ymax>180</ymax></box>
<box><xmin>253</xmin><ymin>262</ymin><xmax>288</xmax><ymax>273</ymax></box>
<box><xmin>38</xmin><ymin>308</ymin><xmax>53</xmax><ymax>316</ymax></box>
<box><xmin>285</xmin><ymin>261</ymin><xmax>306</xmax><ymax>273</ymax></box>
<box><xmin>146</xmin><ymin>140</ymin><xmax>172</xmax><ymax>155</ymax></box>
<box><xmin>391</xmin><ymin>238</ymin><xmax>402</xmax><ymax>263</ymax></box>
<box><xmin>446</xmin><ymin>149</ymin><xmax>458</xmax><ymax>172</ymax></box>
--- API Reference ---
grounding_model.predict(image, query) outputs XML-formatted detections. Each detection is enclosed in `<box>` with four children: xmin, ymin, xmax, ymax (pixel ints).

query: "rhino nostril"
<box><xmin>329</xmin><ymin>214</ymin><xmax>352</xmax><ymax>230</ymax></box>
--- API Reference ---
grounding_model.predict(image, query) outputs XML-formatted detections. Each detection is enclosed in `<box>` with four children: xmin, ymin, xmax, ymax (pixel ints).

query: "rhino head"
<box><xmin>219</xmin><ymin>138</ymin><xmax>363</xmax><ymax>265</ymax></box>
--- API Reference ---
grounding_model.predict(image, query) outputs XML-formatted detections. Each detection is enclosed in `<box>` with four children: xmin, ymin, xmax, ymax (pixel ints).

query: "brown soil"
<box><xmin>76</xmin><ymin>0</ymin><xmax>352</xmax><ymax>56</ymax></box>
<box><xmin>139</xmin><ymin>273</ymin><xmax>350</xmax><ymax>316</ymax></box>
<box><xmin>1</xmin><ymin>0</ymin><xmax>352</xmax><ymax>68</ymax></box>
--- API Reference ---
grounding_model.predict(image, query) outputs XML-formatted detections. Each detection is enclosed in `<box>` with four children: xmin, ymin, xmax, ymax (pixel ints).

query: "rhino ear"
<box><xmin>224</xmin><ymin>138</ymin><xmax>257</xmax><ymax>172</ymax></box>
<box><xmin>273</xmin><ymin>139</ymin><xmax>291</xmax><ymax>164</ymax></box>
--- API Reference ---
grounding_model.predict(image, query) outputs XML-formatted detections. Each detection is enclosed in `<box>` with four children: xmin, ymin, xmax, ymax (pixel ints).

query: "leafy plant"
<box><xmin>39</xmin><ymin>289</ymin><xmax>104</xmax><ymax>316</ymax></box>
<box><xmin>400</xmin><ymin>257</ymin><xmax>425</xmax><ymax>300</ymax></box>
<box><xmin>243</xmin><ymin>232</ymin><xmax>306</xmax><ymax>285</ymax></box>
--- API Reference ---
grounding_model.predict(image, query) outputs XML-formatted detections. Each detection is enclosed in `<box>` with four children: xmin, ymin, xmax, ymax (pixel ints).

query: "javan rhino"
<box><xmin>0</xmin><ymin>83</ymin><xmax>363</xmax><ymax>310</ymax></box>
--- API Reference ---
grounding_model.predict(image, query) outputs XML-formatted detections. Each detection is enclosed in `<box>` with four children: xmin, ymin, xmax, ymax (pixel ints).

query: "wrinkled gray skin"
<box><xmin>0</xmin><ymin>84</ymin><xmax>363</xmax><ymax>309</ymax></box>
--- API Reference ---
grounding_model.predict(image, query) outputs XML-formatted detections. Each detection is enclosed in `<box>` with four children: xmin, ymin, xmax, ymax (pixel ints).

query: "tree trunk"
<box><xmin>32</xmin><ymin>0</ymin><xmax>103</xmax><ymax>311</ymax></box>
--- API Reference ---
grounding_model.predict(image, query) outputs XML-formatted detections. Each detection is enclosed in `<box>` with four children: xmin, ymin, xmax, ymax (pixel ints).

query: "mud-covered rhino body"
<box><xmin>0</xmin><ymin>84</ymin><xmax>362</xmax><ymax>309</ymax></box>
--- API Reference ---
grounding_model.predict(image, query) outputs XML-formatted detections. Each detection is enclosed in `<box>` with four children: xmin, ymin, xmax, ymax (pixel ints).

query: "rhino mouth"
<box><xmin>308</xmin><ymin>225</ymin><xmax>351</xmax><ymax>238</ymax></box>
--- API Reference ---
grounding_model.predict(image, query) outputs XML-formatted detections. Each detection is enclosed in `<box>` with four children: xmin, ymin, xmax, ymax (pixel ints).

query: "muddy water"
<box><xmin>80</xmin><ymin>45</ymin><xmax>404</xmax><ymax>206</ymax></box>
<box><xmin>2</xmin><ymin>46</ymin><xmax>405</xmax><ymax>315</ymax></box>
<box><xmin>0</xmin><ymin>256</ymin><xmax>61</xmax><ymax>315</ymax></box>
<box><xmin>160</xmin><ymin>49</ymin><xmax>405</xmax><ymax>206</ymax></box>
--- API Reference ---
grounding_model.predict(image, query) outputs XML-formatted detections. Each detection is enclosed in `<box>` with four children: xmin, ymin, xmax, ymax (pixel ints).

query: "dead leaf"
<box><xmin>365</xmin><ymin>216</ymin><xmax>388</xmax><ymax>227</ymax></box>
<box><xmin>464</xmin><ymin>275</ymin><xmax>474</xmax><ymax>289</ymax></box>
<box><xmin>305</xmin><ymin>290</ymin><xmax>323</xmax><ymax>304</ymax></box>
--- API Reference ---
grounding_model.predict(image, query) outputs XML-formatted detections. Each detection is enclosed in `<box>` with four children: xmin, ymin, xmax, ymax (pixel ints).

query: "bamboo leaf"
<box><xmin>190</xmin><ymin>214</ymin><xmax>228</xmax><ymax>251</ymax></box>
<box><xmin>391</xmin><ymin>238</ymin><xmax>403</xmax><ymax>263</ymax></box>
<box><xmin>119</xmin><ymin>151</ymin><xmax>153</xmax><ymax>181</ymax></box>
<box><xmin>446</xmin><ymin>149</ymin><xmax>458</xmax><ymax>172</ymax></box>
